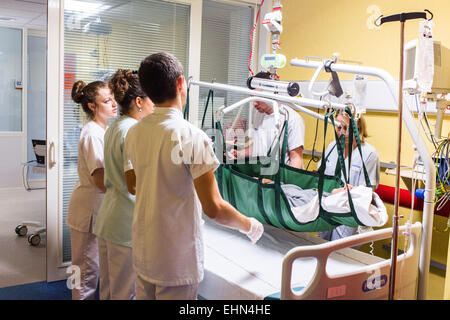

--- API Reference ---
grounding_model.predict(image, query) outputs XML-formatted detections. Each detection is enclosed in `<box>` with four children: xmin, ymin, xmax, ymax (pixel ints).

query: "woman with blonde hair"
<box><xmin>318</xmin><ymin>110</ymin><xmax>380</xmax><ymax>241</ymax></box>
<box><xmin>93</xmin><ymin>69</ymin><xmax>154</xmax><ymax>299</ymax></box>
<box><xmin>67</xmin><ymin>80</ymin><xmax>118</xmax><ymax>299</ymax></box>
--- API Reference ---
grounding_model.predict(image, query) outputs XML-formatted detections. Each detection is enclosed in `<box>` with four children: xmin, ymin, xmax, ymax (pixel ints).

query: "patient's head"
<box><xmin>335</xmin><ymin>109</ymin><xmax>368</xmax><ymax>144</ymax></box>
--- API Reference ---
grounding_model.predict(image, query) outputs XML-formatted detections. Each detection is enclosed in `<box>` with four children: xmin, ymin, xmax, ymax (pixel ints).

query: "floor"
<box><xmin>0</xmin><ymin>187</ymin><xmax>46</xmax><ymax>288</ymax></box>
<box><xmin>428</xmin><ymin>266</ymin><xmax>446</xmax><ymax>300</ymax></box>
<box><xmin>0</xmin><ymin>280</ymin><xmax>71</xmax><ymax>300</ymax></box>
<box><xmin>0</xmin><ymin>187</ymin><xmax>446</xmax><ymax>299</ymax></box>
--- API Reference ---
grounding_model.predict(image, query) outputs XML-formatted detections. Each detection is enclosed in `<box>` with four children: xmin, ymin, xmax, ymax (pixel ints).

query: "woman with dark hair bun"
<box><xmin>93</xmin><ymin>69</ymin><xmax>153</xmax><ymax>300</ymax></box>
<box><xmin>67</xmin><ymin>80</ymin><xmax>118</xmax><ymax>300</ymax></box>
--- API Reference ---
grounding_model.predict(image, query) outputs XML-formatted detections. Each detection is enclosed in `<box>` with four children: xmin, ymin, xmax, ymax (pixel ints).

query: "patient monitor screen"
<box><xmin>405</xmin><ymin>46</ymin><xmax>416</xmax><ymax>81</ymax></box>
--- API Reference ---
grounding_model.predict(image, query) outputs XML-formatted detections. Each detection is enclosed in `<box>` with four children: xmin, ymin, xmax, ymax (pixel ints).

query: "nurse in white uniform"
<box><xmin>94</xmin><ymin>69</ymin><xmax>154</xmax><ymax>300</ymax></box>
<box><xmin>318</xmin><ymin>110</ymin><xmax>380</xmax><ymax>241</ymax></box>
<box><xmin>67</xmin><ymin>80</ymin><xmax>117</xmax><ymax>300</ymax></box>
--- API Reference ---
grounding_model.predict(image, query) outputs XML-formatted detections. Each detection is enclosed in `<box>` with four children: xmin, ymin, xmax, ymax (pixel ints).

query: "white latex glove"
<box><xmin>240</xmin><ymin>217</ymin><xmax>264</xmax><ymax>244</ymax></box>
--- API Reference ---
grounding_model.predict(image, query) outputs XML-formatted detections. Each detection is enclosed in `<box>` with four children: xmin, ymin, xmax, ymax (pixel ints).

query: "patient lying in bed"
<box><xmin>278</xmin><ymin>183</ymin><xmax>388</xmax><ymax>227</ymax></box>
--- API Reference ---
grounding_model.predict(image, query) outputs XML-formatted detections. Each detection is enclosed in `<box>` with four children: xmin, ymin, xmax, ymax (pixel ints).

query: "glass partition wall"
<box><xmin>198</xmin><ymin>0</ymin><xmax>253</xmax><ymax>130</ymax></box>
<box><xmin>0</xmin><ymin>17</ymin><xmax>47</xmax><ymax>287</ymax></box>
<box><xmin>0</xmin><ymin>27</ymin><xmax>23</xmax><ymax>133</ymax></box>
<box><xmin>61</xmin><ymin>0</ymin><xmax>191</xmax><ymax>263</ymax></box>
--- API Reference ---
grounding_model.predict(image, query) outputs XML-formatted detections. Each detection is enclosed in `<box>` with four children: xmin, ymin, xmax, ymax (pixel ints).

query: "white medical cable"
<box><xmin>396</xmin><ymin>148</ymin><xmax>419</xmax><ymax>291</ymax></box>
<box><xmin>414</xmin><ymin>94</ymin><xmax>438</xmax><ymax>147</ymax></box>
<box><xmin>402</xmin><ymin>148</ymin><xmax>419</xmax><ymax>263</ymax></box>
<box><xmin>436</xmin><ymin>192</ymin><xmax>449</xmax><ymax>211</ymax></box>
<box><xmin>357</xmin><ymin>225</ymin><xmax>375</xmax><ymax>255</ymax></box>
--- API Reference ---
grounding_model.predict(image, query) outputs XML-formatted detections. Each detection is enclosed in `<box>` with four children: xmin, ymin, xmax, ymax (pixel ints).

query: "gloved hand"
<box><xmin>240</xmin><ymin>217</ymin><xmax>264</xmax><ymax>244</ymax></box>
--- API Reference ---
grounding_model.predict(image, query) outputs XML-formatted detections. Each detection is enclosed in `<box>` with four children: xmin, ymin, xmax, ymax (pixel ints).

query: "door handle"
<box><xmin>48</xmin><ymin>141</ymin><xmax>56</xmax><ymax>169</ymax></box>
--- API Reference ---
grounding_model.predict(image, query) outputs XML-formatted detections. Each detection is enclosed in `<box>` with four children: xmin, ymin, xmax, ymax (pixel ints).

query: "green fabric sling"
<box><xmin>212</xmin><ymin>98</ymin><xmax>372</xmax><ymax>231</ymax></box>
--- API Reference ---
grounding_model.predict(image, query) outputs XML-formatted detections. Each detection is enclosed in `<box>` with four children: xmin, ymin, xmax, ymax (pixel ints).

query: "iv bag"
<box><xmin>416</xmin><ymin>20</ymin><xmax>435</xmax><ymax>94</ymax></box>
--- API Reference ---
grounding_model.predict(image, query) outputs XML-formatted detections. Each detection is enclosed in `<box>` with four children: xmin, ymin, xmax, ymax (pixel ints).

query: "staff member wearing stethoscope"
<box><xmin>67</xmin><ymin>80</ymin><xmax>117</xmax><ymax>300</ymax></box>
<box><xmin>318</xmin><ymin>110</ymin><xmax>380</xmax><ymax>241</ymax></box>
<box><xmin>93</xmin><ymin>69</ymin><xmax>154</xmax><ymax>300</ymax></box>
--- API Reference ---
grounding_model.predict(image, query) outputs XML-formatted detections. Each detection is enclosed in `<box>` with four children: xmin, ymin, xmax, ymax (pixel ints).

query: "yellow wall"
<box><xmin>276</xmin><ymin>0</ymin><xmax>450</xmax><ymax>280</ymax></box>
<box><xmin>277</xmin><ymin>0</ymin><xmax>450</xmax><ymax>164</ymax></box>
<box><xmin>278</xmin><ymin>0</ymin><xmax>450</xmax><ymax>81</ymax></box>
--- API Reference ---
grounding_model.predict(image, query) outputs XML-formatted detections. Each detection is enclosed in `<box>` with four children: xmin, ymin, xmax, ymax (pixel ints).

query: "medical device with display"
<box><xmin>404</xmin><ymin>38</ymin><xmax>450</xmax><ymax>139</ymax></box>
<box><xmin>259</xmin><ymin>0</ymin><xmax>286</xmax><ymax>76</ymax></box>
<box><xmin>404</xmin><ymin>40</ymin><xmax>450</xmax><ymax>94</ymax></box>
<box><xmin>260</xmin><ymin>53</ymin><xmax>286</xmax><ymax>70</ymax></box>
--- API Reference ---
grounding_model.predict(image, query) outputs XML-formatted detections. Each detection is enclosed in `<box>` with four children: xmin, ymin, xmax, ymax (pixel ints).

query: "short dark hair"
<box><xmin>138</xmin><ymin>52</ymin><xmax>184</xmax><ymax>104</ymax></box>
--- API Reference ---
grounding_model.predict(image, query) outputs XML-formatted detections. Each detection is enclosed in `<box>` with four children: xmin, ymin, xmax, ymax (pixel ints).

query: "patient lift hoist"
<box><xmin>190</xmin><ymin>70</ymin><xmax>426</xmax><ymax>299</ymax></box>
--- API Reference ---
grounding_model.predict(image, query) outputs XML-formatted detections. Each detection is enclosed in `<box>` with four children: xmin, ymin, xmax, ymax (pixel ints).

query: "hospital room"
<box><xmin>0</xmin><ymin>0</ymin><xmax>449</xmax><ymax>307</ymax></box>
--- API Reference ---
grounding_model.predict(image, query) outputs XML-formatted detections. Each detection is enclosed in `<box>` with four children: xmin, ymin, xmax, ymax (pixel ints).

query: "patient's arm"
<box><xmin>231</xmin><ymin>146</ymin><xmax>251</xmax><ymax>159</ymax></box>
<box><xmin>331</xmin><ymin>184</ymin><xmax>354</xmax><ymax>194</ymax></box>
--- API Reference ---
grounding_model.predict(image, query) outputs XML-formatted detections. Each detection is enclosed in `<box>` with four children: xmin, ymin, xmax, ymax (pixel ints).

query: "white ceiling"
<box><xmin>0</xmin><ymin>0</ymin><xmax>47</xmax><ymax>30</ymax></box>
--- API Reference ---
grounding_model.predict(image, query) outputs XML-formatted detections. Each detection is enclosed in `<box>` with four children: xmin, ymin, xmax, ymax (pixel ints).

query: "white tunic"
<box><xmin>250</xmin><ymin>105</ymin><xmax>305</xmax><ymax>165</ymax></box>
<box><xmin>124</xmin><ymin>107</ymin><xmax>219</xmax><ymax>286</ymax></box>
<box><xmin>93</xmin><ymin>115</ymin><xmax>137</xmax><ymax>248</ymax></box>
<box><xmin>318</xmin><ymin>140</ymin><xmax>380</xmax><ymax>189</ymax></box>
<box><xmin>67</xmin><ymin>121</ymin><xmax>106</xmax><ymax>233</ymax></box>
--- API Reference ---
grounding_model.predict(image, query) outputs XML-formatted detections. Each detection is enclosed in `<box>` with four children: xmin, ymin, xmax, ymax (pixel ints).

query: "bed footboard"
<box><xmin>281</xmin><ymin>222</ymin><xmax>422</xmax><ymax>300</ymax></box>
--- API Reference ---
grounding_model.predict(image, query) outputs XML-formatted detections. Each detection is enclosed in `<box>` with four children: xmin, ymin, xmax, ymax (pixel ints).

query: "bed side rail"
<box><xmin>281</xmin><ymin>222</ymin><xmax>422</xmax><ymax>300</ymax></box>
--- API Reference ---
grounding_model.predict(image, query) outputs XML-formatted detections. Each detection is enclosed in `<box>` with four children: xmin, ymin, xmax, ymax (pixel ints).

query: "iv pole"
<box><xmin>374</xmin><ymin>9</ymin><xmax>433</xmax><ymax>300</ymax></box>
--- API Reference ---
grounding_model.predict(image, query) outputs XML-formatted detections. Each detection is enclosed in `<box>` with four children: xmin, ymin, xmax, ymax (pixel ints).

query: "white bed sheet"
<box><xmin>199</xmin><ymin>218</ymin><xmax>384</xmax><ymax>300</ymax></box>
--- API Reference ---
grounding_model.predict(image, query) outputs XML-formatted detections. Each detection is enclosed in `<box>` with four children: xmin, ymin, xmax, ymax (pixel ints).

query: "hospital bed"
<box><xmin>190</xmin><ymin>51</ymin><xmax>435</xmax><ymax>299</ymax></box>
<box><xmin>199</xmin><ymin>218</ymin><xmax>421</xmax><ymax>300</ymax></box>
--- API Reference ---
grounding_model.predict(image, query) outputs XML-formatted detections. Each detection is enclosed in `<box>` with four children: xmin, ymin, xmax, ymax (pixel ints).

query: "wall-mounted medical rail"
<box><xmin>189</xmin><ymin>80</ymin><xmax>346</xmax><ymax>127</ymax></box>
<box><xmin>290</xmin><ymin>58</ymin><xmax>436</xmax><ymax>301</ymax></box>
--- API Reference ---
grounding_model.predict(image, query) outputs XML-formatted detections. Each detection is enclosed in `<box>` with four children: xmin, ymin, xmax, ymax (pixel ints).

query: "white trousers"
<box><xmin>98</xmin><ymin>238</ymin><xmax>136</xmax><ymax>300</ymax></box>
<box><xmin>136</xmin><ymin>274</ymin><xmax>198</xmax><ymax>300</ymax></box>
<box><xmin>70</xmin><ymin>228</ymin><xmax>99</xmax><ymax>300</ymax></box>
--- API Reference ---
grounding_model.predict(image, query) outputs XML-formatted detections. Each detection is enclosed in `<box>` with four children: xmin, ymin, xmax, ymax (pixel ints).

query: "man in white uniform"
<box><xmin>235</xmin><ymin>72</ymin><xmax>305</xmax><ymax>169</ymax></box>
<box><xmin>125</xmin><ymin>52</ymin><xmax>264</xmax><ymax>300</ymax></box>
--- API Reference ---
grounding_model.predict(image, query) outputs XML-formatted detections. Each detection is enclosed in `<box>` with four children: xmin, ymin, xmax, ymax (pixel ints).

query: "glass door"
<box><xmin>47</xmin><ymin>0</ymin><xmax>194</xmax><ymax>281</ymax></box>
<box><xmin>0</xmin><ymin>0</ymin><xmax>48</xmax><ymax>288</ymax></box>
